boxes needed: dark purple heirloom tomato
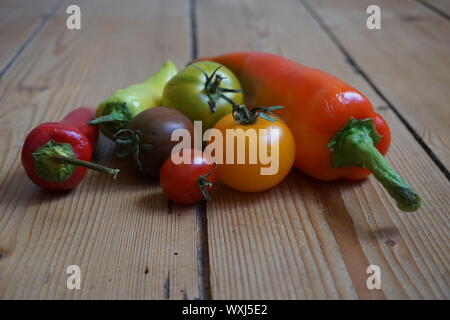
[114,107,194,178]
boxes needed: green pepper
[88,60,177,139]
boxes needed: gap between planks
[189,0,212,300]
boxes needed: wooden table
[0,0,448,300]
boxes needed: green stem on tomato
[220,94,283,125]
[197,163,217,201]
[113,129,143,171]
[192,64,242,113]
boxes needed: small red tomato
[160,149,217,205]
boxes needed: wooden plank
[196,0,450,299]
[0,0,199,299]
[420,0,450,16]
[0,0,60,75]
[305,0,450,169]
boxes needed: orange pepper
[196,52,420,212]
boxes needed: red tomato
[160,149,218,205]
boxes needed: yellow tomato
[210,113,295,192]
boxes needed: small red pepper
[21,107,119,191]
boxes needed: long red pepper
[21,107,118,191]
[196,52,421,212]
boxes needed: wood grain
[0,0,200,299]
[305,0,450,169]
[196,0,450,299]
[0,0,61,75]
